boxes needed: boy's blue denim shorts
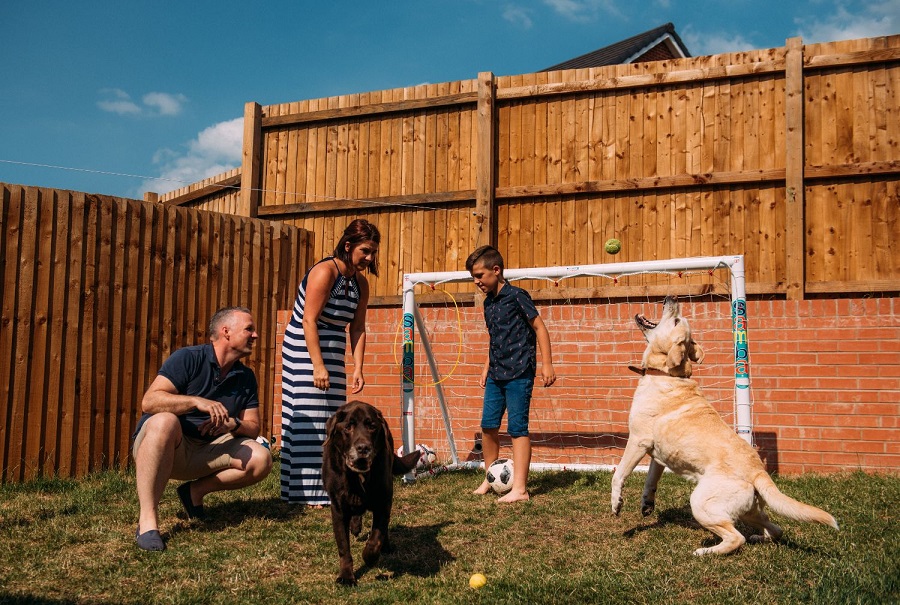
[482,376,534,438]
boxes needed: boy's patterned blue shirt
[483,283,539,381]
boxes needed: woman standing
[280,219,380,505]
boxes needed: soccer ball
[486,458,514,494]
[396,443,436,470]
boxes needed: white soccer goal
[399,255,752,478]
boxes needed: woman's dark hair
[333,219,381,276]
[465,245,505,276]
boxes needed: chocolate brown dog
[322,400,421,585]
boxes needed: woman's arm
[347,274,370,394]
[302,262,337,391]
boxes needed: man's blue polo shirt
[483,283,539,381]
[133,343,259,442]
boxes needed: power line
[0,158,470,213]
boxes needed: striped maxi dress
[280,258,360,504]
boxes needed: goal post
[400,255,752,478]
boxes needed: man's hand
[195,398,230,425]
[198,415,240,437]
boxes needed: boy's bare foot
[497,489,530,503]
[473,480,492,495]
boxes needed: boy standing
[465,245,556,503]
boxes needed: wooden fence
[0,183,310,482]
[159,34,899,302]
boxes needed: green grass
[0,463,897,604]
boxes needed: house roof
[541,22,691,71]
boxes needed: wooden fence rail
[159,34,899,303]
[0,183,310,482]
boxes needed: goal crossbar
[400,255,752,477]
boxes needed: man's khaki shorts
[133,422,254,481]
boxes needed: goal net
[398,255,751,477]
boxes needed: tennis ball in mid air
[469,573,487,589]
[605,238,622,254]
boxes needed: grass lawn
[0,462,897,604]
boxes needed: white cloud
[142,92,188,116]
[97,88,141,115]
[795,0,899,43]
[97,89,188,117]
[503,5,533,28]
[542,0,624,22]
[139,117,243,196]
[681,28,757,56]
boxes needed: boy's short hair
[466,245,505,275]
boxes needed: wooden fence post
[241,102,263,218]
[476,72,496,248]
[784,37,805,300]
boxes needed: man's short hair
[465,245,505,275]
[209,306,251,340]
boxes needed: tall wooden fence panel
[159,34,899,301]
[0,183,310,482]
[258,83,484,299]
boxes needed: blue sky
[1,0,897,200]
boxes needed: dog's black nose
[355,444,371,457]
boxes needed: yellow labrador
[611,296,837,555]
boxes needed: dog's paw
[335,573,357,586]
[640,499,655,516]
[612,497,624,516]
[362,539,383,567]
[692,547,714,556]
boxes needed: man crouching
[132,306,273,551]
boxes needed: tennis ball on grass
[469,573,487,589]
[605,238,622,254]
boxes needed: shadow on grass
[623,504,698,539]
[353,522,455,582]
[624,506,835,556]
[162,496,311,540]
[0,592,83,604]
[528,469,606,495]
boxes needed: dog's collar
[628,365,670,377]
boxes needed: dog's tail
[753,474,839,529]
[392,450,421,476]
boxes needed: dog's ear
[666,338,687,370]
[688,339,705,364]
[324,408,346,447]
[393,448,421,476]
[372,406,389,450]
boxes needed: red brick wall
[633,42,678,63]
[274,297,899,475]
